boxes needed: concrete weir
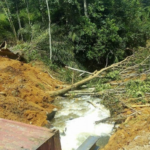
[77,136,100,150]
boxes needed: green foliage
[95,82,111,92]
[56,67,82,83]
[18,23,42,41]
[101,94,122,115]
[11,42,39,62]
[106,70,120,80]
[0,13,13,41]
[1,0,150,70]
[58,68,73,83]
[126,80,150,98]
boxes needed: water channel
[51,89,114,150]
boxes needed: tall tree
[24,0,31,25]
[45,0,52,60]
[83,0,88,17]
[16,2,23,40]
[0,0,18,42]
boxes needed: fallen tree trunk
[132,104,150,108]
[65,66,103,77]
[87,101,99,108]
[95,117,127,125]
[48,55,133,96]
[64,93,95,96]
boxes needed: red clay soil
[0,56,63,126]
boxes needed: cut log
[48,55,133,96]
[65,66,103,77]
[95,117,126,124]
[132,104,150,108]
[68,88,95,93]
[64,93,96,96]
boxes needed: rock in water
[46,108,58,121]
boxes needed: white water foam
[52,95,114,150]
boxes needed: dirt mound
[0,56,63,126]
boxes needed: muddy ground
[0,56,63,126]
[101,107,150,150]
[1,54,150,150]
[100,51,150,150]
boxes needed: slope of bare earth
[1,46,150,150]
[0,56,63,126]
[100,46,150,150]
[101,107,150,150]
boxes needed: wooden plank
[0,118,61,150]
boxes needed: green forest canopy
[1,0,150,70]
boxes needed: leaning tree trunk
[38,0,44,23]
[2,0,18,42]
[16,4,23,41]
[45,0,52,60]
[25,0,31,26]
[48,55,133,96]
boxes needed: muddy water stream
[51,89,114,150]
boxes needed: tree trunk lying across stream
[48,55,133,96]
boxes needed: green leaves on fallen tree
[126,80,150,98]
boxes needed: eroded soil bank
[0,56,63,126]
[1,47,150,150]
[101,107,150,150]
[99,47,150,150]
